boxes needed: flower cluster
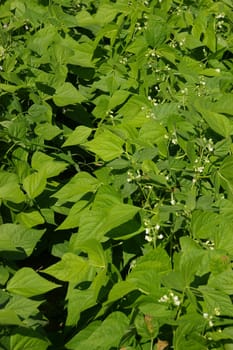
[203,240,215,250]
[144,219,163,243]
[158,291,181,306]
[203,308,220,327]
[203,312,214,327]
[127,170,142,183]
[216,13,225,30]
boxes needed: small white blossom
[203,312,214,327]
[159,291,181,306]
[216,13,225,19]
[173,295,181,306]
[158,234,164,239]
[159,294,169,303]
[145,234,153,242]
[195,166,204,173]
[130,259,136,269]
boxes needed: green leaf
[75,10,98,32]
[0,265,9,285]
[84,129,124,161]
[145,20,167,48]
[71,239,106,268]
[5,295,42,319]
[16,211,45,228]
[174,313,207,350]
[202,110,232,138]
[127,248,171,295]
[66,40,94,67]
[34,123,62,140]
[28,104,52,123]
[0,309,23,326]
[7,267,60,297]
[42,253,92,283]
[214,223,233,256]
[0,224,45,258]
[194,100,232,138]
[108,90,130,110]
[10,329,50,350]
[66,312,129,350]
[199,286,233,317]
[53,171,100,204]
[23,171,47,199]
[28,24,58,56]
[0,83,22,92]
[191,210,219,239]
[208,271,233,295]
[94,4,119,25]
[179,237,206,284]
[0,171,25,203]
[106,281,138,304]
[62,125,92,147]
[72,203,140,242]
[57,200,89,230]
[219,156,233,182]
[66,288,96,326]
[31,151,68,178]
[53,82,85,106]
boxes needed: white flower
[159,295,169,303]
[172,295,180,306]
[145,234,153,242]
[196,166,204,173]
[216,13,225,19]
[130,259,136,269]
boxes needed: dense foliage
[0,0,233,349]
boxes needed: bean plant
[0,0,233,349]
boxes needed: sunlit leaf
[53,82,85,106]
[7,268,60,297]
[66,312,129,350]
